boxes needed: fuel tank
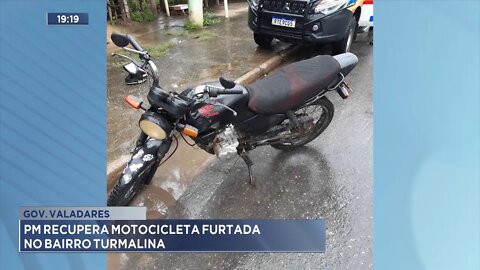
[181,81,286,139]
[181,81,253,133]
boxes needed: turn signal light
[182,125,198,138]
[125,95,142,109]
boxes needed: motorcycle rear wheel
[271,97,334,150]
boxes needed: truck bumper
[248,6,353,44]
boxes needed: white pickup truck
[358,0,373,28]
[358,0,373,44]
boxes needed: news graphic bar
[46,12,89,25]
[19,219,326,252]
[19,207,146,220]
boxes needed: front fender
[119,139,172,187]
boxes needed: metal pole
[188,0,203,25]
[122,0,130,19]
[164,0,170,16]
[223,0,229,18]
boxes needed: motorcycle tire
[271,97,334,150]
[107,139,171,206]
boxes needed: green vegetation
[184,21,203,30]
[184,11,222,30]
[109,40,176,68]
[128,0,156,22]
[167,0,187,4]
[146,40,176,57]
[166,30,189,36]
[203,12,222,26]
[167,28,217,41]
[131,9,155,22]
[110,60,131,68]
[192,30,217,40]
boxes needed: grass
[166,30,189,36]
[203,12,222,26]
[110,60,130,68]
[109,40,176,67]
[130,9,155,22]
[145,40,176,57]
[184,21,203,30]
[183,11,223,30]
[167,28,217,41]
[192,30,217,40]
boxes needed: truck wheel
[332,17,357,55]
[254,33,273,48]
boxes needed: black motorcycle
[107,32,358,206]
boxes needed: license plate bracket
[271,17,296,28]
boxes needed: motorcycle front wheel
[271,97,334,150]
[107,139,171,206]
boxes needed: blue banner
[19,220,326,252]
[0,1,106,269]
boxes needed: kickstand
[240,152,255,186]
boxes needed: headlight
[139,111,172,140]
[314,0,348,15]
[249,0,260,9]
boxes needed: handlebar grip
[127,34,143,52]
[220,90,244,95]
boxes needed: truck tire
[332,16,357,55]
[254,33,273,48]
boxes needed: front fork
[135,131,149,148]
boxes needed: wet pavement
[107,10,372,270]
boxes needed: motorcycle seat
[245,55,341,114]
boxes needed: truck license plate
[271,17,296,28]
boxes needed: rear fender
[333,52,358,77]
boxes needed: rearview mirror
[111,32,130,48]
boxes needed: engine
[212,125,239,160]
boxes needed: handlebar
[207,88,244,97]
[219,90,244,95]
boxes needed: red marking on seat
[283,66,310,110]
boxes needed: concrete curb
[107,45,299,187]
[235,45,300,84]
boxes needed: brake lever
[112,52,136,63]
[122,47,148,55]
[212,102,238,116]
[111,53,145,69]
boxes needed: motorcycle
[107,32,358,206]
